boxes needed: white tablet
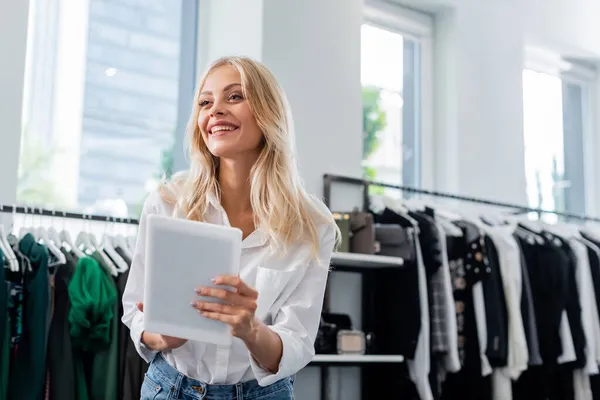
[143,214,243,346]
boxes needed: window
[522,52,595,220]
[360,3,432,194]
[18,0,198,218]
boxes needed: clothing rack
[323,173,600,223]
[0,204,140,225]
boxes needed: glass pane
[360,24,421,196]
[561,81,586,215]
[19,0,192,218]
[522,69,564,222]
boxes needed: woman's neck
[218,156,256,215]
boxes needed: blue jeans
[141,354,294,399]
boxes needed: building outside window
[18,0,197,218]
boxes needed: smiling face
[197,65,264,160]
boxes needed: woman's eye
[199,100,210,107]
[229,93,243,101]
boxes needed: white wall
[0,0,28,207]
[197,0,363,201]
[433,0,529,204]
[414,0,600,209]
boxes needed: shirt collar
[205,191,269,249]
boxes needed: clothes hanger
[112,217,133,259]
[47,210,63,248]
[101,217,128,273]
[18,206,33,239]
[0,206,19,272]
[37,211,66,266]
[0,225,18,272]
[75,214,96,254]
[57,211,83,258]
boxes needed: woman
[121,56,339,400]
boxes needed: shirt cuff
[248,325,311,387]
[130,311,158,363]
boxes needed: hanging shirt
[7,233,50,400]
[121,190,336,387]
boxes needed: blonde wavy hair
[159,56,339,260]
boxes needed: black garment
[513,364,575,400]
[0,249,7,400]
[362,211,421,400]
[408,211,444,278]
[441,222,492,400]
[7,234,50,400]
[555,236,586,369]
[515,238,542,366]
[371,208,421,358]
[113,247,149,400]
[481,236,508,367]
[408,211,447,398]
[47,248,77,400]
[514,230,569,363]
[513,230,578,400]
[578,233,600,327]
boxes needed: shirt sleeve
[121,191,160,363]
[249,223,335,386]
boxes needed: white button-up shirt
[121,190,335,386]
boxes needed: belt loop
[235,382,243,399]
[172,372,184,399]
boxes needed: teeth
[211,125,236,133]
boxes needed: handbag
[332,212,351,253]
[349,209,375,254]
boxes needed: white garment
[408,231,433,400]
[121,190,336,386]
[436,222,460,373]
[486,227,529,400]
[557,311,577,364]
[486,227,529,379]
[574,369,593,400]
[576,237,600,366]
[473,282,492,377]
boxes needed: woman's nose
[210,101,227,116]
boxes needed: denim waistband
[147,353,293,399]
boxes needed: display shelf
[310,354,404,364]
[330,252,404,271]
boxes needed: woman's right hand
[137,302,188,351]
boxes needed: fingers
[211,275,258,298]
[194,286,257,310]
[191,300,239,315]
[200,311,241,325]
[137,302,144,312]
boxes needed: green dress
[68,255,117,400]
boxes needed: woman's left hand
[192,275,259,341]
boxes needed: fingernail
[211,277,216,283]
[190,301,197,307]
[195,288,202,294]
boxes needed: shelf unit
[313,251,406,400]
[330,252,404,270]
[310,354,405,365]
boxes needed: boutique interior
[3,0,600,399]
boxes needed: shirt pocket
[254,266,303,323]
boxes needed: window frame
[362,0,435,189]
[523,46,598,216]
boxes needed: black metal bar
[323,173,600,222]
[0,204,139,225]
